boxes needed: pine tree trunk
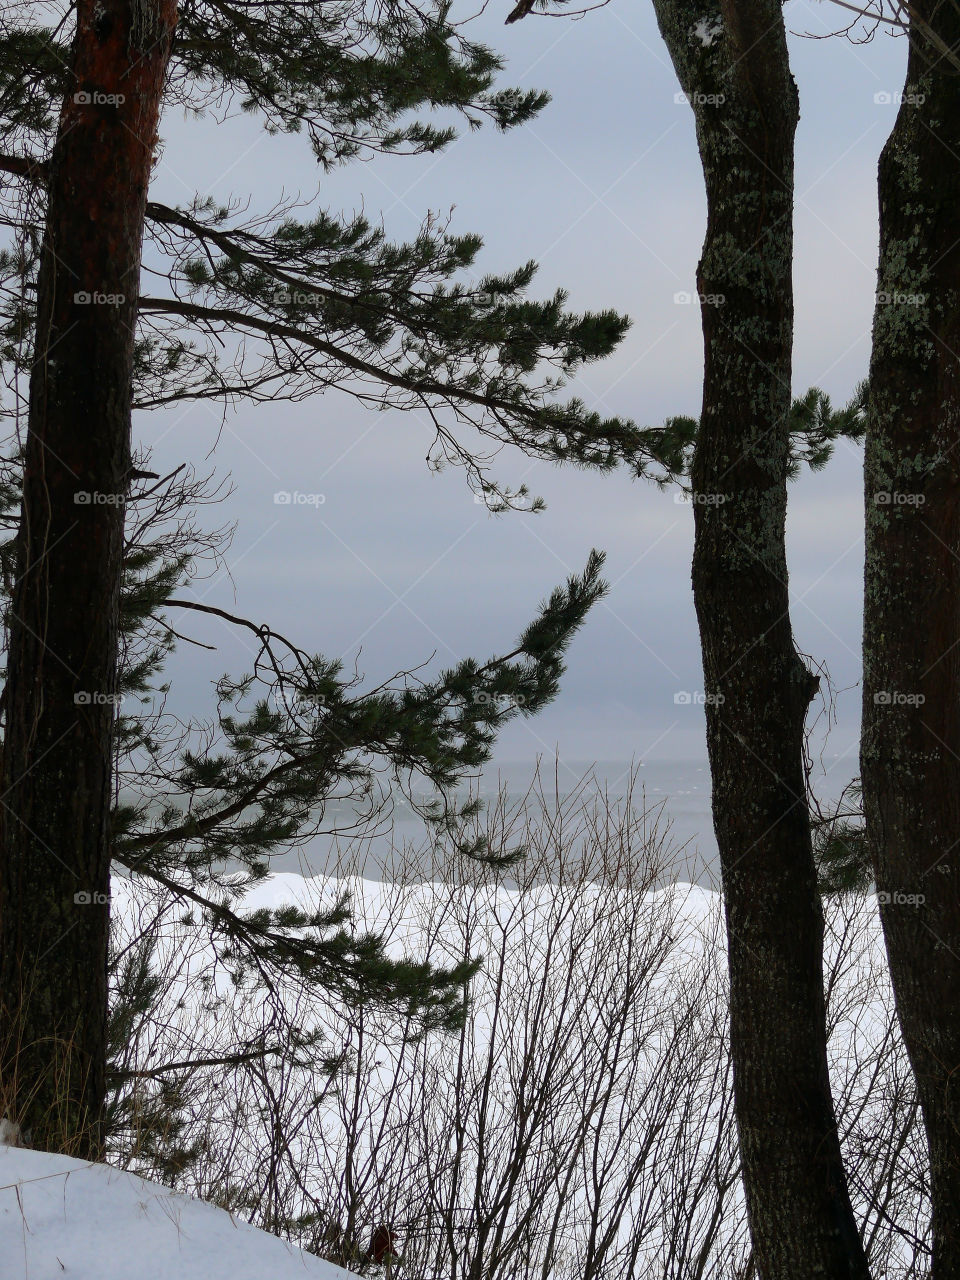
[0,0,176,1156]
[861,9,960,1275]
[651,3,869,1276]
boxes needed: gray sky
[141,0,908,785]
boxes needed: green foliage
[812,780,873,896]
[0,0,635,1161]
[89,455,604,1081]
[0,441,610,1176]
[0,0,675,507]
[815,821,872,895]
[0,0,871,1190]
[786,382,868,480]
[113,529,607,888]
[171,0,549,167]
[136,197,655,505]
[104,932,205,1183]
[0,26,66,147]
[649,383,868,490]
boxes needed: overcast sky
[140,0,909,788]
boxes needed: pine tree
[0,0,678,1156]
[0,430,610,1162]
[859,8,960,1273]
[51,450,608,1174]
[0,0,875,1163]
[647,3,871,1276]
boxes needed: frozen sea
[259,757,858,890]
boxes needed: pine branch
[136,294,646,470]
[108,1043,287,1080]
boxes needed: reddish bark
[0,0,177,1156]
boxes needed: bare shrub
[106,762,928,1278]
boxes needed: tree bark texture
[0,0,177,1156]
[651,3,870,1276]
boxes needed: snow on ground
[0,873,889,1278]
[0,1146,361,1280]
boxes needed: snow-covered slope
[0,1146,360,1280]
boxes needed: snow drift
[0,1145,360,1280]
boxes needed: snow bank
[0,1146,360,1280]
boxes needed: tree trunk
[651,3,870,1277]
[0,0,176,1156]
[861,8,960,1276]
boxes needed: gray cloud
[143,0,906,789]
